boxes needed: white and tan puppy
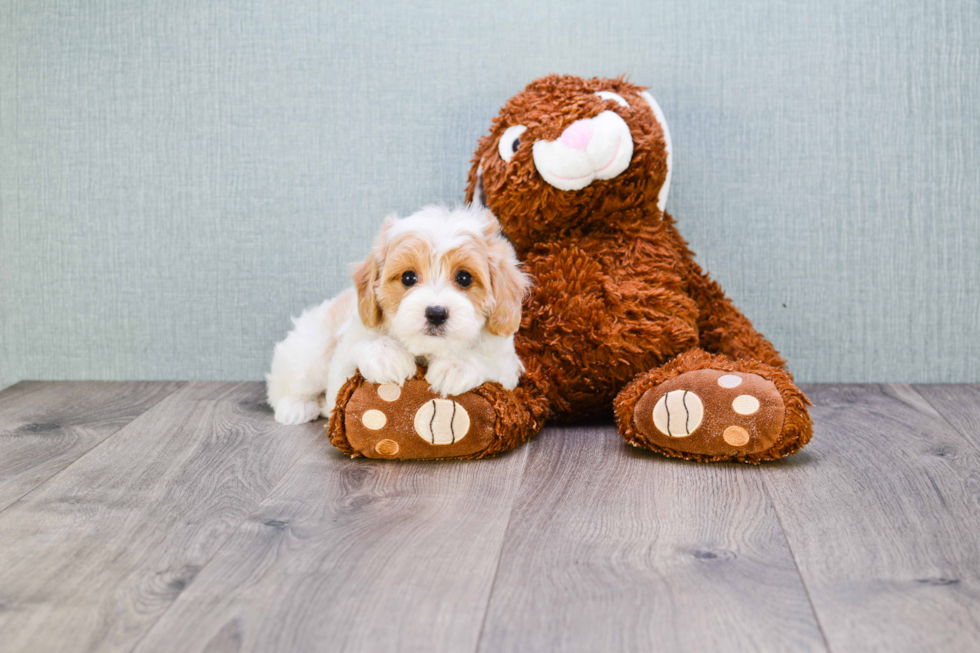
[267,205,530,425]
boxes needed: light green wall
[2,0,979,388]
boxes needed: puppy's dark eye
[401,271,417,287]
[455,270,472,288]
[512,138,520,153]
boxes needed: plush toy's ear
[483,212,530,337]
[639,90,673,213]
[465,160,487,207]
[473,163,487,207]
[351,217,396,329]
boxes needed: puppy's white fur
[267,205,529,425]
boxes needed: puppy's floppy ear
[483,210,530,337]
[352,216,396,329]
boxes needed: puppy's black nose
[425,306,449,326]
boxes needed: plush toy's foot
[614,349,812,463]
[327,369,545,460]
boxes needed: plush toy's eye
[401,271,418,287]
[498,125,527,162]
[595,91,630,108]
[455,270,472,288]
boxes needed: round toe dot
[375,439,399,456]
[377,383,401,402]
[652,390,704,437]
[718,374,742,388]
[361,409,387,430]
[723,425,750,446]
[413,399,470,445]
[732,395,760,415]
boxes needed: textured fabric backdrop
[1,0,978,389]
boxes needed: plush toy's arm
[685,257,787,370]
[656,215,786,369]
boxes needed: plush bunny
[329,74,812,463]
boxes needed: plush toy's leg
[327,367,549,460]
[613,349,812,463]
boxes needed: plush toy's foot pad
[632,369,785,457]
[339,378,499,459]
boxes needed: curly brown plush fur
[326,372,363,456]
[458,74,813,462]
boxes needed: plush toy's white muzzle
[531,110,634,192]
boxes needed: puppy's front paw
[358,338,416,386]
[498,367,521,391]
[426,358,484,397]
[274,396,322,425]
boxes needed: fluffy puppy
[267,205,530,425]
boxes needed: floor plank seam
[907,385,980,452]
[472,443,532,653]
[760,476,834,653]
[124,424,324,653]
[0,382,187,518]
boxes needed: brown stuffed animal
[329,74,812,463]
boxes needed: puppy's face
[352,206,528,356]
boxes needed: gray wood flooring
[0,381,977,653]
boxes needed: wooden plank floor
[0,382,978,653]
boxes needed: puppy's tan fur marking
[442,241,492,314]
[485,226,528,337]
[376,234,431,326]
[352,217,396,330]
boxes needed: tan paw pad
[414,399,470,445]
[377,383,401,402]
[717,374,743,388]
[732,394,760,415]
[652,390,704,437]
[375,439,400,456]
[361,409,387,430]
[723,425,750,446]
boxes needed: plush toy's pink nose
[559,119,595,151]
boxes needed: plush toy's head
[465,75,672,251]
